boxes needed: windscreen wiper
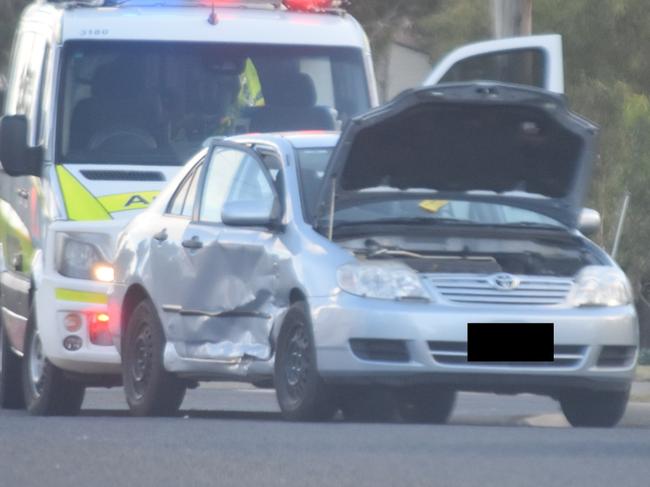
[333,217,470,229]
[362,238,422,259]
[490,222,566,231]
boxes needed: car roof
[230,131,340,149]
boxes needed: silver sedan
[109,83,638,426]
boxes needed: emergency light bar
[282,0,344,11]
[42,0,347,12]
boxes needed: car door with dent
[149,161,204,322]
[173,145,281,363]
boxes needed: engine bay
[339,232,605,277]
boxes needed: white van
[0,0,565,417]
[0,0,379,415]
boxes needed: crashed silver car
[109,83,638,426]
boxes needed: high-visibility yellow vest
[239,58,265,107]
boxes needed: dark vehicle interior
[58,41,369,165]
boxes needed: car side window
[168,162,203,217]
[199,147,274,223]
[227,159,274,202]
[181,164,202,218]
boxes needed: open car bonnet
[318,83,598,229]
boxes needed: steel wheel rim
[29,330,46,397]
[130,320,153,399]
[284,323,310,401]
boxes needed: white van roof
[23,1,368,48]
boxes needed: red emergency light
[194,0,344,12]
[282,0,339,12]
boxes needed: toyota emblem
[490,273,520,291]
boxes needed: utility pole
[492,0,533,38]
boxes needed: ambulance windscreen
[57,41,369,165]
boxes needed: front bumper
[34,221,124,375]
[36,274,121,374]
[309,293,639,393]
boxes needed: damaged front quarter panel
[111,136,363,379]
[142,212,350,376]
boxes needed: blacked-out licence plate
[467,323,554,362]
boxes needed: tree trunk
[492,0,532,38]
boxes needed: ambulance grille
[80,170,166,181]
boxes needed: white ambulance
[0,0,379,415]
[0,0,564,416]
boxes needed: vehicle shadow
[79,409,283,421]
[76,408,540,428]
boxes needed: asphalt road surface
[1,385,649,487]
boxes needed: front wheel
[22,309,85,416]
[0,321,25,409]
[274,302,336,421]
[560,387,630,428]
[339,387,399,422]
[396,386,457,424]
[122,299,186,416]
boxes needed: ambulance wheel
[22,308,85,416]
[0,318,25,409]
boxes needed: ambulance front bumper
[34,220,125,375]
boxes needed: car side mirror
[578,208,601,237]
[0,115,43,177]
[221,198,281,228]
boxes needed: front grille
[597,346,637,367]
[428,341,586,368]
[350,339,410,363]
[425,274,573,306]
[80,170,166,181]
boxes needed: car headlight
[568,266,632,307]
[337,262,430,301]
[56,232,113,281]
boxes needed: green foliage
[347,0,443,53]
[412,0,491,60]
[534,0,650,288]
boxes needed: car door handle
[153,229,168,242]
[182,236,203,250]
[16,188,29,200]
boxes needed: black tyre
[339,387,399,422]
[560,387,630,428]
[22,309,85,416]
[0,320,25,409]
[274,302,336,421]
[396,386,457,424]
[123,299,186,416]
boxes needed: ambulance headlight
[56,233,112,281]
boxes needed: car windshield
[57,41,369,165]
[296,147,564,228]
